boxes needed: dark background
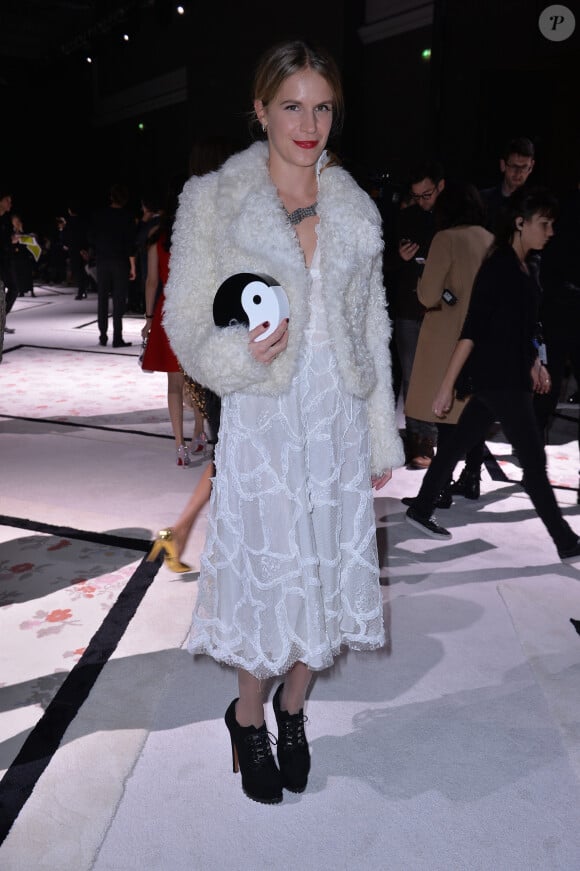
[1,0,578,236]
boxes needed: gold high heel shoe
[146,528,191,573]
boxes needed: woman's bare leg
[236,661,312,726]
[170,461,214,556]
[280,662,311,713]
[236,669,265,728]
[182,381,205,444]
[192,403,205,441]
[167,371,185,449]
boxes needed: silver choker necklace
[285,202,318,225]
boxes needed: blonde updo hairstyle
[251,39,344,150]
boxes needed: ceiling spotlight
[177,5,185,14]
[421,48,431,61]
[86,56,93,64]
[123,33,130,42]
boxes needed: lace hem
[187,632,386,680]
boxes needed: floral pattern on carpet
[0,346,198,435]
[486,438,579,492]
[0,529,143,775]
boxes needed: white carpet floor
[1,286,580,871]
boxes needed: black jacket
[460,246,540,392]
[479,184,508,235]
[88,206,136,261]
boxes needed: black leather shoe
[406,506,451,539]
[450,467,480,500]
[112,339,132,348]
[224,699,283,804]
[99,337,107,346]
[273,684,310,793]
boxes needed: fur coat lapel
[216,142,381,269]
[216,142,306,274]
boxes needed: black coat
[460,246,540,393]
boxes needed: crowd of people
[1,37,579,807]
[0,200,99,330]
[381,136,580,519]
[0,187,158,335]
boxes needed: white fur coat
[163,142,404,475]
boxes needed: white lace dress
[188,244,385,678]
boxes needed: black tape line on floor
[0,342,138,356]
[0,414,175,440]
[0,515,153,551]
[0,552,163,843]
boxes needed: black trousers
[436,422,485,480]
[97,259,129,343]
[69,250,90,296]
[12,257,34,296]
[414,389,577,552]
[1,262,18,313]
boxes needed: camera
[442,288,457,306]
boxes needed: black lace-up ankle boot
[224,699,283,804]
[273,684,311,793]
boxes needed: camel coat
[405,225,493,424]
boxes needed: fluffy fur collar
[163,141,404,473]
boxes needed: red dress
[141,239,180,372]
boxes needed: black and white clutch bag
[213,273,289,342]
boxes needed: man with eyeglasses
[385,160,445,469]
[480,136,535,233]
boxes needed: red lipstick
[293,140,318,149]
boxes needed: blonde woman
[164,40,404,803]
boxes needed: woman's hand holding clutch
[249,318,289,365]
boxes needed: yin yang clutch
[213,273,289,342]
